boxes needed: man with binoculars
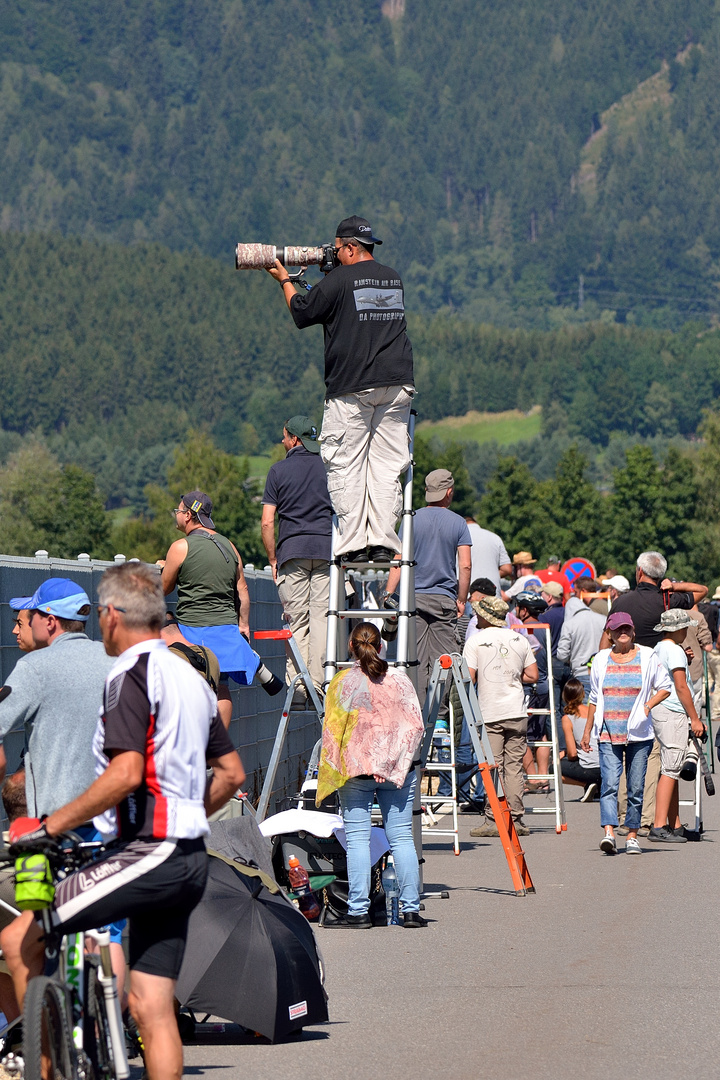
[268,216,414,563]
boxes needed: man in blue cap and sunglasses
[0,577,113,819]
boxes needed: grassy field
[244,454,274,479]
[416,406,542,445]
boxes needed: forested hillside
[1,230,719,525]
[1,0,718,327]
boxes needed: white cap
[601,574,630,593]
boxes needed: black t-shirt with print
[289,260,414,398]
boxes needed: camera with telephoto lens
[234,242,339,280]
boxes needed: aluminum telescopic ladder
[254,628,324,822]
[421,654,535,895]
[323,410,418,687]
[522,620,567,834]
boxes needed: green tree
[686,409,720,584]
[412,434,476,516]
[0,441,111,558]
[113,430,264,564]
[540,445,603,563]
[599,445,698,578]
[477,457,542,556]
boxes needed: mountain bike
[3,834,131,1080]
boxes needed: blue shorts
[75,826,126,945]
[178,623,260,685]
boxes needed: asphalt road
[180,779,720,1079]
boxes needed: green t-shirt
[176,529,239,627]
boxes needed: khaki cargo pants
[320,385,413,556]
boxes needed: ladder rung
[523,807,558,813]
[527,709,551,715]
[329,609,415,618]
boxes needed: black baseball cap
[285,415,321,454]
[335,216,383,246]
[181,491,215,529]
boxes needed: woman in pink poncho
[317,622,426,929]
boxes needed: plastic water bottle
[382,855,400,925]
[287,855,320,920]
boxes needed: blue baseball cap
[9,577,92,621]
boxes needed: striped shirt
[599,654,643,745]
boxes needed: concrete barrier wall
[0,554,319,816]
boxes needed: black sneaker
[368,546,397,563]
[340,549,369,565]
[323,912,372,929]
[649,826,688,843]
[402,912,428,928]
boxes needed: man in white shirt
[463,596,538,838]
[463,517,512,597]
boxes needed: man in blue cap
[0,577,113,822]
[268,216,415,563]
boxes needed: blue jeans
[339,771,420,915]
[598,740,653,829]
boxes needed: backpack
[167,642,219,694]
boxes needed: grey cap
[425,468,454,503]
[652,609,698,633]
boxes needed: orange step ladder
[421,654,535,895]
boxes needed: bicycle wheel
[23,975,76,1080]
[84,956,124,1080]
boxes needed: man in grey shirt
[463,516,512,597]
[0,577,113,817]
[556,590,606,697]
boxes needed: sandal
[524,781,550,794]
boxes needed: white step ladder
[522,619,567,834]
[255,628,324,822]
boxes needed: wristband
[280,278,293,287]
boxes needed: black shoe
[402,912,428,928]
[648,826,688,843]
[368,546,397,563]
[323,912,372,929]
[340,548,369,564]
[459,800,486,814]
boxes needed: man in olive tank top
[158,490,258,727]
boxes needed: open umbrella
[175,851,328,1042]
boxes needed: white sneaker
[625,836,642,855]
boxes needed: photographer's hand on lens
[266,259,290,284]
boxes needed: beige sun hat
[471,596,509,628]
[652,609,698,633]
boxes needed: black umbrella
[175,852,328,1042]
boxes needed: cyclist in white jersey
[1,563,246,1080]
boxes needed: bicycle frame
[27,844,130,1080]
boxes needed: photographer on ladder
[267,216,414,562]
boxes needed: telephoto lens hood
[254,661,284,696]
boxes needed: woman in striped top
[581,611,671,856]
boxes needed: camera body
[235,242,339,275]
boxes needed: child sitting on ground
[559,678,601,802]
[650,609,706,843]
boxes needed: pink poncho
[316,663,425,805]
